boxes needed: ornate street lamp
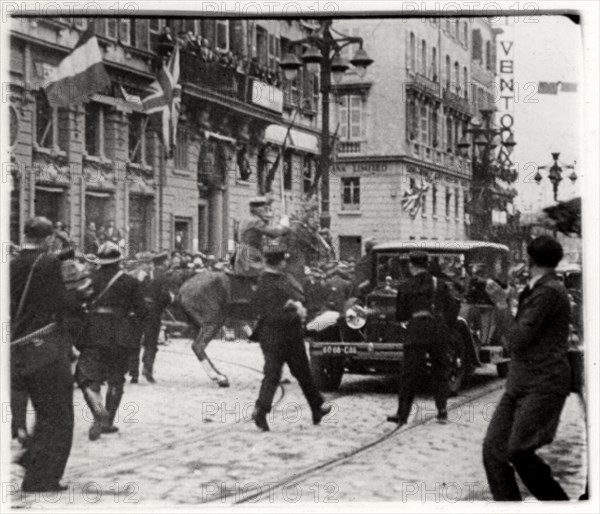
[535,152,577,201]
[280,19,374,229]
[458,109,518,240]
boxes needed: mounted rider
[234,196,290,278]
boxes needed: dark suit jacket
[139,268,172,316]
[86,265,147,348]
[396,270,453,323]
[498,273,571,396]
[251,269,305,345]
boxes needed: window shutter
[135,19,149,51]
[472,29,482,62]
[119,20,130,45]
[230,20,245,56]
[339,96,348,140]
[96,19,106,37]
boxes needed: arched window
[431,46,437,81]
[463,21,469,47]
[463,66,468,98]
[454,61,460,94]
[421,40,427,75]
[409,32,416,71]
[445,55,451,89]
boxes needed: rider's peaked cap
[249,196,273,207]
[263,242,288,255]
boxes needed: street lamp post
[457,108,517,240]
[280,20,374,229]
[534,152,577,202]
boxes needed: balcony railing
[443,88,472,115]
[180,54,246,100]
[407,72,441,98]
[338,140,362,155]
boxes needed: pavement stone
[4,338,587,508]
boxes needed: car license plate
[322,345,358,355]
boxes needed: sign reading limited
[332,162,389,174]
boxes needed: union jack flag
[401,179,430,217]
[142,46,181,156]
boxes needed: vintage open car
[307,240,511,393]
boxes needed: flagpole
[159,146,166,251]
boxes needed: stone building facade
[8,17,321,257]
[328,18,497,260]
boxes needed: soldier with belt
[129,252,173,384]
[234,196,289,277]
[387,251,454,425]
[76,242,147,441]
[250,245,331,431]
[10,217,81,492]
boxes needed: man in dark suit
[251,246,331,431]
[10,217,77,492]
[387,251,454,425]
[483,236,572,501]
[129,252,173,384]
[76,242,147,440]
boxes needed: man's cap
[152,251,169,264]
[364,238,377,250]
[135,251,154,263]
[24,217,54,240]
[96,242,123,266]
[408,251,429,267]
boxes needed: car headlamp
[345,306,367,330]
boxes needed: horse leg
[191,321,230,388]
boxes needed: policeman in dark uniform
[387,251,453,425]
[76,242,147,441]
[129,252,172,384]
[10,217,78,492]
[251,245,331,431]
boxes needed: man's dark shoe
[313,404,332,425]
[386,414,407,425]
[102,425,119,434]
[22,482,69,493]
[89,420,103,441]
[130,376,138,384]
[142,368,156,384]
[252,408,270,432]
[436,409,448,424]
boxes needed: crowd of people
[9,211,580,502]
[158,26,283,88]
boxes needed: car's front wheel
[446,331,467,395]
[310,355,344,392]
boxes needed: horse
[175,220,330,387]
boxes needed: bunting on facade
[44,22,111,108]
[141,45,182,156]
[400,178,430,217]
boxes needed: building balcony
[407,72,441,98]
[338,140,363,155]
[443,87,472,115]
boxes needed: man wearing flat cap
[387,251,454,426]
[483,235,572,501]
[234,196,290,278]
[76,242,147,441]
[10,217,79,492]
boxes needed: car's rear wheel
[447,331,467,396]
[496,361,510,378]
[310,355,344,392]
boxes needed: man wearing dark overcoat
[251,246,331,431]
[10,217,77,492]
[483,235,572,501]
[387,251,454,425]
[76,242,147,440]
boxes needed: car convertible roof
[372,240,510,253]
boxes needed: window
[420,104,428,145]
[409,32,416,71]
[445,187,451,217]
[463,21,469,47]
[454,119,461,153]
[283,151,293,190]
[454,61,460,94]
[445,55,451,89]
[119,19,131,45]
[35,90,53,148]
[149,18,165,52]
[472,29,483,62]
[430,107,439,147]
[455,187,459,218]
[106,19,118,40]
[341,177,360,211]
[406,97,418,141]
[256,26,268,66]
[463,66,468,98]
[421,40,427,75]
[85,102,103,157]
[338,95,365,141]
[485,41,492,70]
[303,155,314,194]
[340,27,360,60]
[128,113,147,164]
[431,46,437,81]
[454,19,459,40]
[432,183,437,216]
[446,114,453,153]
[174,125,189,170]
[216,20,229,52]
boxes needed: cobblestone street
[6,338,587,508]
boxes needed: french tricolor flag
[44,22,111,108]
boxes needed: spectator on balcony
[200,39,215,62]
[158,26,174,59]
[192,33,203,55]
[182,31,197,55]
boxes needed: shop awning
[264,124,320,154]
